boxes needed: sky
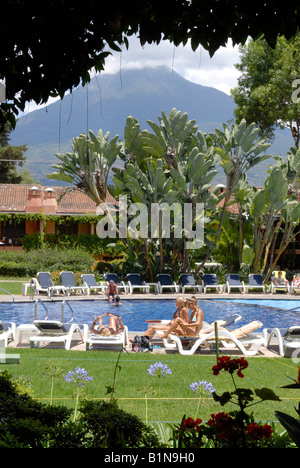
[103,36,242,95]
[24,36,242,113]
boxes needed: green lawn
[0,280,26,296]
[2,348,299,426]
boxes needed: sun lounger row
[29,271,297,297]
[5,316,299,357]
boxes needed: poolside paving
[3,290,295,356]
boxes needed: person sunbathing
[139,296,189,340]
[272,271,289,286]
[90,312,124,336]
[161,295,204,339]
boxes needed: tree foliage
[232,34,300,146]
[1,1,300,128]
[0,122,27,183]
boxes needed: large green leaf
[275,411,300,448]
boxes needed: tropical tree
[0,121,27,183]
[48,130,122,223]
[113,158,180,279]
[114,109,220,275]
[229,156,300,280]
[231,34,300,147]
[195,119,271,273]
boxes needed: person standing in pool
[161,296,204,338]
[106,279,119,301]
[140,296,189,340]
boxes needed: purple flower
[65,367,93,387]
[190,380,215,394]
[148,362,172,377]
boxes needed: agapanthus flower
[147,361,172,377]
[65,367,93,387]
[190,380,215,394]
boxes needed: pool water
[1,298,300,332]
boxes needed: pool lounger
[29,320,88,350]
[162,320,264,356]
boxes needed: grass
[0,279,28,296]
[2,348,300,426]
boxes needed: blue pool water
[1,298,300,332]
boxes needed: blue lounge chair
[246,274,265,293]
[203,274,223,293]
[126,274,150,294]
[35,272,68,297]
[157,274,180,294]
[179,274,202,293]
[29,320,88,350]
[81,274,105,295]
[225,274,246,293]
[104,273,128,293]
[60,271,89,295]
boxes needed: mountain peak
[11,66,235,183]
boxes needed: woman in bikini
[161,296,204,339]
[139,296,189,340]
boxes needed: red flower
[181,417,202,431]
[207,412,241,441]
[246,423,273,440]
[212,356,248,378]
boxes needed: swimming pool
[1,298,300,332]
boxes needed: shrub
[0,248,95,277]
[0,370,72,448]
[79,400,162,448]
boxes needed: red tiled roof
[0,184,116,215]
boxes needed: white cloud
[24,36,241,113]
[102,36,241,95]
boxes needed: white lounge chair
[29,320,88,350]
[226,274,246,293]
[0,321,16,346]
[203,274,223,293]
[81,274,105,294]
[60,271,89,295]
[263,326,300,356]
[163,320,264,356]
[270,271,290,294]
[179,274,202,293]
[85,326,129,350]
[104,273,128,294]
[33,272,69,298]
[157,274,180,294]
[126,274,150,294]
[246,274,265,293]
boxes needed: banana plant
[48,130,122,231]
[48,129,121,206]
[196,119,271,270]
[143,108,199,168]
[113,158,180,277]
